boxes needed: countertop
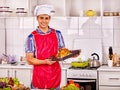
[97,65,120,71]
[0,62,69,70]
[0,63,33,69]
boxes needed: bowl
[16,11,27,17]
[16,8,25,12]
[85,10,95,16]
[0,10,12,17]
[0,6,10,11]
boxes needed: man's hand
[45,58,56,65]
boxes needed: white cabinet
[99,70,120,90]
[0,68,11,77]
[99,86,120,90]
[12,68,32,87]
[60,69,67,87]
[0,67,32,87]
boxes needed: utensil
[109,46,113,60]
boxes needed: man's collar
[36,26,52,34]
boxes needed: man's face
[37,14,51,29]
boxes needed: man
[25,4,65,90]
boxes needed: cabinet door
[12,68,32,87]
[60,69,67,87]
[99,86,120,90]
[0,68,12,77]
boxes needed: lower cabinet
[0,68,11,77]
[60,69,67,87]
[12,68,32,87]
[0,66,67,88]
[0,67,32,87]
[99,71,120,90]
[99,86,120,90]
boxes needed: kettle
[89,53,100,68]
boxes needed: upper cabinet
[0,0,120,17]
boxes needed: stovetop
[68,66,99,70]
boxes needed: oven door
[67,78,96,90]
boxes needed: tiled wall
[0,17,120,64]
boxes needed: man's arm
[26,53,56,65]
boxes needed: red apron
[32,29,61,89]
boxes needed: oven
[67,68,98,90]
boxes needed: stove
[67,67,98,90]
[67,68,97,79]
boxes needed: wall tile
[113,17,120,29]
[73,38,103,64]
[6,18,19,29]
[102,29,113,46]
[0,18,5,29]
[102,17,113,29]
[23,17,34,29]
[0,30,5,54]
[114,30,120,47]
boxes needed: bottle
[109,46,113,60]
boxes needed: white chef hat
[34,4,55,16]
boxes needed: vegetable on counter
[0,77,30,90]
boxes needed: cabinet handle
[7,70,9,77]
[14,70,16,78]
[109,78,120,80]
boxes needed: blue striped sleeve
[25,34,35,53]
[56,30,65,49]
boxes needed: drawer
[99,71,120,86]
[99,86,120,90]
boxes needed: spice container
[103,11,109,16]
[16,8,25,12]
[118,12,120,16]
[16,7,27,17]
[113,12,118,16]
[109,12,113,16]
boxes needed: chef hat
[34,4,55,16]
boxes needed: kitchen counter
[0,62,70,70]
[0,63,33,69]
[98,65,120,71]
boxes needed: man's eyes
[40,17,49,20]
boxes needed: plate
[51,50,81,61]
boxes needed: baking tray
[51,49,81,61]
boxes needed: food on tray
[50,48,81,61]
[60,80,80,90]
[57,48,71,58]
[0,77,30,90]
